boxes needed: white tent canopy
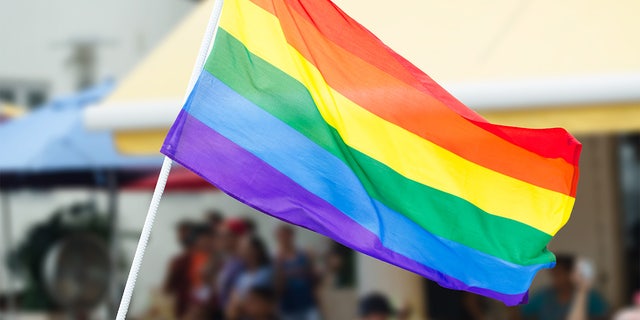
[86,73,640,130]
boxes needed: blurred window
[27,90,46,108]
[0,89,15,103]
[0,79,48,108]
[328,241,356,288]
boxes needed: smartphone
[577,258,595,281]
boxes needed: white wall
[0,0,195,98]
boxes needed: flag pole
[115,1,224,319]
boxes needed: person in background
[358,292,411,320]
[206,210,224,234]
[520,254,608,320]
[204,211,226,319]
[216,218,249,312]
[189,225,214,292]
[227,236,274,319]
[243,217,258,236]
[273,224,320,320]
[164,220,195,319]
[184,224,215,319]
[241,286,281,320]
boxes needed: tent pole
[106,170,120,319]
[115,1,224,318]
[1,192,16,320]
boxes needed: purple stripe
[161,111,528,305]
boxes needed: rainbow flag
[162,0,581,305]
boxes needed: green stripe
[205,28,554,266]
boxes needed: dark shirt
[278,252,316,313]
[217,256,244,308]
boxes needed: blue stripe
[183,70,552,294]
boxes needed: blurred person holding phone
[520,254,608,320]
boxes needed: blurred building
[0,0,197,109]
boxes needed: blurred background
[0,0,639,319]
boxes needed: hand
[572,267,593,293]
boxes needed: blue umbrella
[0,80,161,174]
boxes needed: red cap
[224,218,248,236]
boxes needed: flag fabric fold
[162,0,581,305]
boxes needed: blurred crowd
[157,211,314,320]
[138,210,640,320]
[145,211,411,320]
[430,254,640,320]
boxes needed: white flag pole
[115,1,224,319]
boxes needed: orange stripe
[252,0,581,168]
[248,0,577,196]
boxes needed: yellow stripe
[218,0,574,235]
